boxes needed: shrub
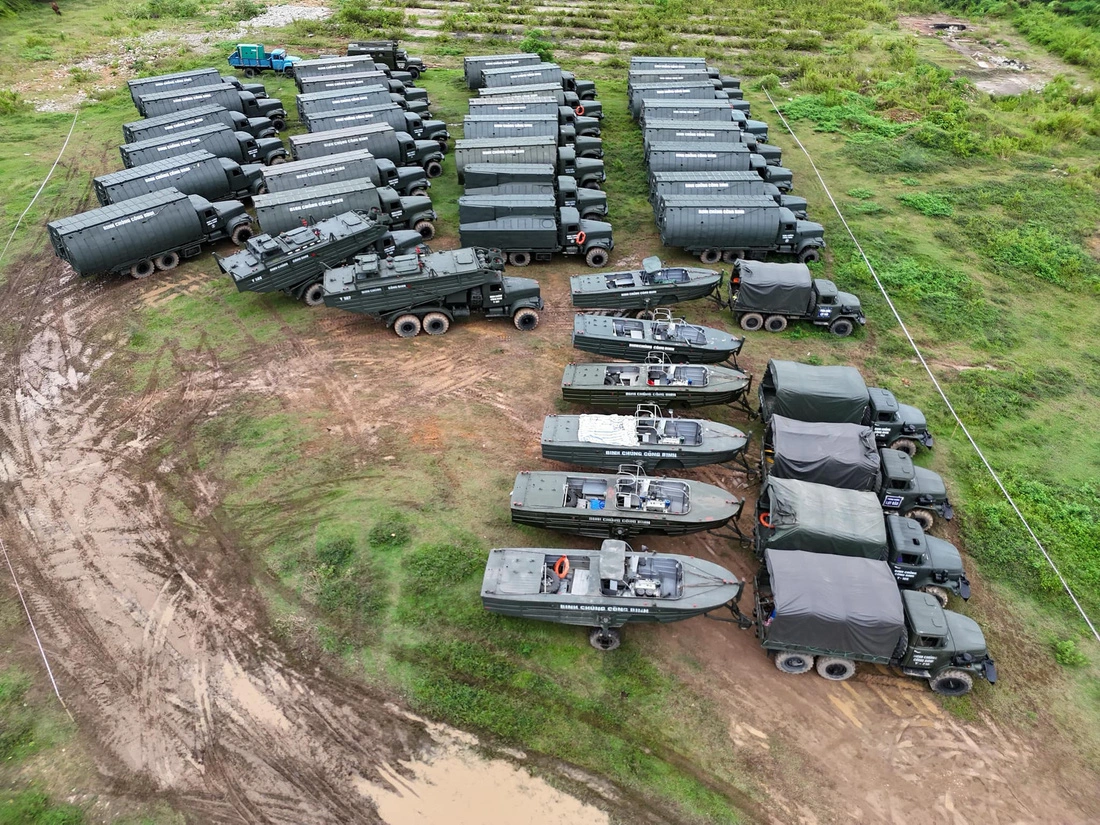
[847,187,875,199]
[315,528,357,572]
[222,0,262,21]
[0,90,28,116]
[335,0,405,33]
[1053,639,1089,667]
[520,29,554,62]
[368,512,411,551]
[897,192,954,217]
[127,0,200,18]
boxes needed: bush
[127,0,200,18]
[1053,639,1089,667]
[222,0,262,21]
[897,192,954,217]
[315,528,357,572]
[847,187,875,199]
[520,29,554,63]
[335,0,405,33]
[368,512,411,551]
[0,90,28,116]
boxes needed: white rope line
[1,537,75,721]
[762,87,1100,643]
[0,109,80,270]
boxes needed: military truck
[464,53,541,88]
[227,44,300,77]
[628,83,731,119]
[123,104,275,144]
[293,55,394,90]
[261,149,429,198]
[302,102,448,148]
[468,96,601,135]
[94,151,264,206]
[646,143,793,191]
[323,247,543,336]
[482,63,596,100]
[656,196,826,264]
[464,182,607,220]
[745,550,995,695]
[759,359,934,455]
[127,69,264,108]
[454,137,606,189]
[640,98,756,128]
[726,261,863,335]
[643,120,781,165]
[478,83,603,119]
[253,179,436,238]
[296,71,427,103]
[48,188,252,279]
[760,419,953,529]
[650,172,807,219]
[297,85,429,121]
[137,84,288,131]
[290,123,445,178]
[119,124,288,169]
[629,70,742,97]
[216,211,425,304]
[347,40,426,79]
[460,206,613,267]
[462,115,603,158]
[458,194,556,223]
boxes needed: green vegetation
[897,191,954,217]
[0,791,83,825]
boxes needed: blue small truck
[228,44,301,77]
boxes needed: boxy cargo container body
[253,180,386,235]
[120,124,243,168]
[293,55,383,89]
[262,150,387,193]
[457,194,558,223]
[454,136,559,176]
[128,68,222,107]
[657,196,787,249]
[646,142,765,175]
[464,53,541,88]
[95,150,260,205]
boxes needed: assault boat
[570,255,721,311]
[509,465,744,538]
[572,308,743,364]
[480,539,745,650]
[541,404,750,471]
[561,352,751,409]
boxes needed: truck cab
[760,165,792,191]
[793,219,826,263]
[899,591,995,694]
[411,138,445,178]
[560,210,614,268]
[223,159,265,197]
[232,112,276,139]
[886,514,970,604]
[237,91,288,130]
[389,163,430,196]
[557,107,601,135]
[865,387,934,454]
[810,279,864,329]
[561,71,597,100]
[572,156,606,190]
[558,177,607,218]
[237,133,289,165]
[190,195,252,243]
[877,448,953,528]
[393,193,437,237]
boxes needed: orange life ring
[759,511,773,529]
[575,230,587,245]
[554,555,570,578]
[575,104,585,116]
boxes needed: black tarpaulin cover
[768,416,880,491]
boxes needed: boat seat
[581,480,606,497]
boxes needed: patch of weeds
[127,0,200,18]
[401,534,484,598]
[0,90,29,115]
[949,365,1075,425]
[19,45,54,61]
[847,187,874,199]
[220,0,262,21]
[68,67,94,84]
[876,257,1000,342]
[987,222,1099,288]
[315,526,357,572]
[0,667,36,761]
[1053,639,1089,667]
[897,192,953,217]
[0,790,84,825]
[520,28,554,62]
[334,0,405,34]
[851,201,885,214]
[782,91,912,137]
[368,512,412,551]
[900,177,921,186]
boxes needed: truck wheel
[267,155,286,165]
[774,651,814,674]
[582,181,602,191]
[908,508,935,532]
[721,250,744,263]
[700,249,721,264]
[514,307,540,331]
[581,210,603,221]
[589,627,621,651]
[890,438,917,457]
[413,219,435,240]
[920,585,950,608]
[231,224,253,245]
[394,314,422,338]
[408,67,421,80]
[508,251,531,267]
[130,259,156,279]
[815,656,857,681]
[271,118,287,132]
[829,318,854,337]
[764,315,788,333]
[585,247,609,268]
[422,312,450,335]
[929,668,973,696]
[436,137,448,153]
[410,185,428,197]
[303,282,325,307]
[243,68,256,78]
[424,160,443,178]
[739,313,764,332]
[154,251,180,271]
[798,247,821,264]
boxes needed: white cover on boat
[578,414,638,446]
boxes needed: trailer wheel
[815,656,857,681]
[764,315,788,333]
[721,250,744,263]
[513,307,540,331]
[585,247,609,268]
[303,282,325,307]
[589,627,621,652]
[413,219,435,240]
[154,251,180,271]
[890,438,917,457]
[424,160,443,178]
[394,314,422,338]
[739,313,764,331]
[231,224,253,245]
[829,318,854,337]
[130,259,156,279]
[422,312,450,335]
[508,251,531,267]
[920,585,950,608]
[798,246,821,264]
[774,651,814,674]
[929,668,973,696]
[700,249,721,265]
[908,508,935,532]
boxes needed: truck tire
[436,137,448,153]
[798,247,821,264]
[408,67,421,80]
[829,318,854,337]
[514,307,540,331]
[929,668,973,696]
[130,259,156,279]
[920,585,950,608]
[422,312,450,335]
[424,160,443,178]
[585,247,610,268]
[268,155,286,165]
[774,651,814,674]
[721,250,743,263]
[739,313,763,331]
[303,282,325,307]
[700,249,721,265]
[582,180,602,191]
[154,251,180,271]
[508,251,531,267]
[413,219,435,240]
[581,210,603,221]
[890,438,917,457]
[394,314,421,338]
[764,315,788,333]
[589,627,621,651]
[908,508,935,532]
[243,68,256,78]
[231,224,253,245]
[815,656,857,681]
[410,185,428,197]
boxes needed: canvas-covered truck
[454,137,606,189]
[460,206,614,268]
[745,550,994,695]
[227,44,301,77]
[261,149,429,198]
[462,115,603,158]
[478,83,603,119]
[137,84,288,130]
[253,179,436,238]
[290,123,445,178]
[464,53,541,88]
[650,172,806,219]
[643,120,781,165]
[127,69,265,108]
[123,104,275,144]
[468,96,601,136]
[346,40,426,79]
[464,181,608,220]
[48,187,253,280]
[656,196,825,265]
[119,124,288,169]
[323,247,543,336]
[758,359,934,455]
[94,150,264,206]
[482,63,597,100]
[726,260,863,335]
[646,143,793,191]
[297,84,429,120]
